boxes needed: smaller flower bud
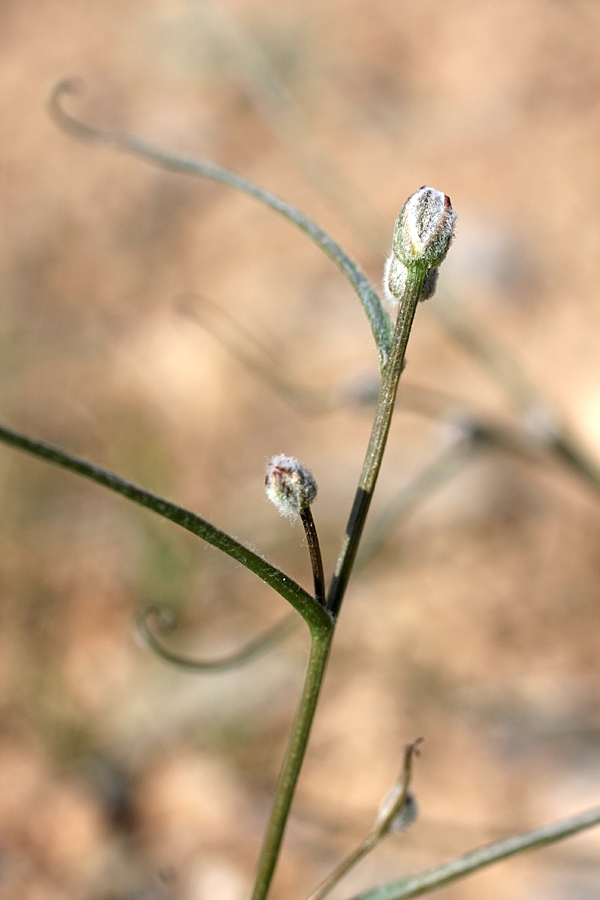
[265,454,318,519]
[419,265,439,301]
[383,252,407,307]
[376,785,418,834]
[392,186,456,269]
[390,791,418,833]
[383,256,441,307]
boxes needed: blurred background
[2,0,600,898]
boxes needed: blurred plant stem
[349,804,600,900]
[306,741,421,900]
[192,0,388,252]
[137,606,300,672]
[431,294,600,495]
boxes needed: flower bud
[383,256,440,307]
[419,265,439,300]
[265,454,318,519]
[376,785,418,834]
[383,252,407,307]
[392,186,456,269]
[389,791,418,833]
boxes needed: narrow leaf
[0,424,332,635]
[50,80,393,367]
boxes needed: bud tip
[265,454,318,519]
[384,186,456,305]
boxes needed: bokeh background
[2,1,600,898]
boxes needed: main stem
[250,630,333,900]
[250,265,427,900]
[327,264,426,617]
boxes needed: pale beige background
[1,1,600,898]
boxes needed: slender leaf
[0,423,332,635]
[50,80,394,368]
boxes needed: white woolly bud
[393,186,456,268]
[383,252,407,308]
[385,187,456,306]
[384,256,440,308]
[420,266,440,300]
[265,455,318,519]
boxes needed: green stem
[327,264,427,617]
[249,267,427,899]
[250,630,334,900]
[0,423,330,634]
[348,804,600,900]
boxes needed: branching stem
[250,266,427,900]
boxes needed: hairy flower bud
[419,266,439,300]
[383,254,440,307]
[392,186,456,268]
[384,187,455,306]
[383,253,407,305]
[265,455,318,519]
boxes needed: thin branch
[137,606,299,672]
[306,740,422,900]
[300,506,326,605]
[49,79,393,368]
[0,422,332,636]
[349,804,600,900]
